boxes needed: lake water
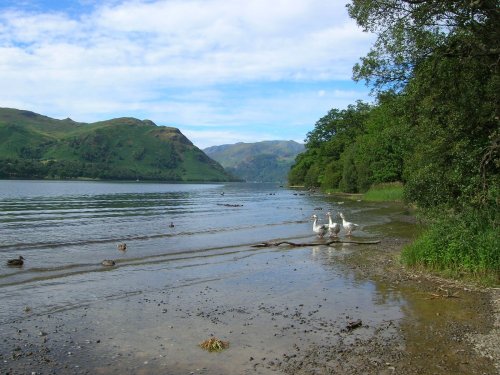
[0,180,396,323]
[1,180,493,375]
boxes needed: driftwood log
[251,239,381,248]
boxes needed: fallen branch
[251,239,381,248]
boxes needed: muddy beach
[1,237,498,375]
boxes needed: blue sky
[0,0,374,148]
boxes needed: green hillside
[204,140,304,182]
[0,108,236,182]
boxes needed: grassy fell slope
[0,108,234,182]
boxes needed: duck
[101,259,116,266]
[311,215,328,238]
[339,212,359,236]
[169,222,175,228]
[117,243,127,251]
[326,212,341,237]
[7,256,25,266]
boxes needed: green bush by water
[401,209,499,285]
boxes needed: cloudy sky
[0,0,374,149]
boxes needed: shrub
[401,208,499,285]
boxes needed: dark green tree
[348,0,499,208]
[348,0,499,280]
[353,92,408,189]
[288,101,372,188]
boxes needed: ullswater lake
[0,180,495,375]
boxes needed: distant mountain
[204,140,304,182]
[0,108,236,182]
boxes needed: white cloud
[0,0,374,146]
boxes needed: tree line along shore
[288,1,499,285]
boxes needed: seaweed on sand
[199,337,229,352]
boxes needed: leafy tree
[347,0,499,281]
[321,160,343,190]
[348,0,499,209]
[289,101,372,188]
[340,145,359,192]
[353,92,408,188]
[288,151,314,186]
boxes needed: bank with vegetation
[289,0,499,285]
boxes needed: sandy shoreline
[1,236,498,375]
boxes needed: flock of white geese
[312,212,359,238]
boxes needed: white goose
[339,212,359,236]
[311,214,328,238]
[326,212,341,237]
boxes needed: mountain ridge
[204,140,304,182]
[0,107,237,182]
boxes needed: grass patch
[199,337,229,352]
[363,182,403,202]
[401,208,499,286]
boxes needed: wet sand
[1,235,498,375]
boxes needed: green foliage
[347,0,499,93]
[288,148,318,186]
[320,160,342,190]
[354,92,408,186]
[288,101,372,189]
[347,0,499,210]
[339,145,358,193]
[401,208,500,285]
[304,163,322,188]
[289,95,406,191]
[402,52,498,209]
[287,0,499,282]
